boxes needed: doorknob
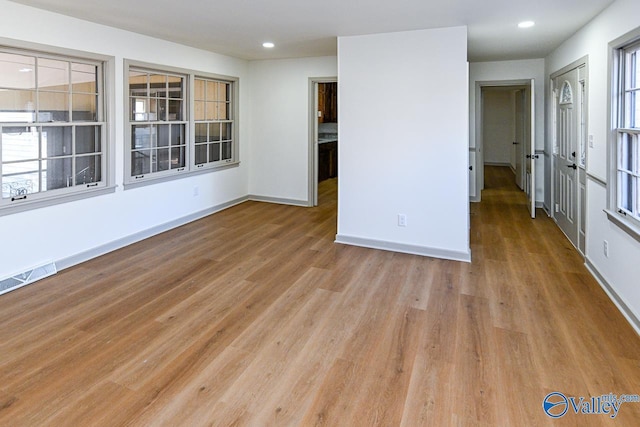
[571,151,576,157]
[566,164,577,170]
[513,142,519,145]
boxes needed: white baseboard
[335,234,471,263]
[57,196,249,271]
[585,257,640,337]
[248,194,309,207]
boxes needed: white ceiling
[9,0,615,62]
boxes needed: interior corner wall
[468,59,545,204]
[545,0,640,329]
[336,27,470,261]
[247,56,337,203]
[0,0,250,279]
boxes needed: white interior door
[525,79,536,218]
[553,69,579,244]
[513,90,525,190]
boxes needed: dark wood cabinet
[318,141,337,182]
[318,82,337,123]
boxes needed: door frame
[308,76,338,207]
[473,79,533,203]
[549,56,588,253]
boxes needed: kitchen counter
[318,137,338,144]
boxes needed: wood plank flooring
[1,167,639,426]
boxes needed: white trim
[57,195,248,270]
[587,172,607,187]
[585,257,640,337]
[529,78,536,217]
[123,161,240,190]
[474,79,534,203]
[248,194,308,207]
[335,234,472,263]
[604,209,640,242]
[0,186,116,217]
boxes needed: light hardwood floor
[1,167,639,426]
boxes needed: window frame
[123,60,239,189]
[0,40,115,217]
[126,65,188,181]
[193,76,235,169]
[607,28,640,240]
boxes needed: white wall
[247,57,337,203]
[336,27,470,261]
[483,89,514,166]
[469,59,545,204]
[0,1,250,278]
[545,0,640,329]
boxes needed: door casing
[474,80,534,208]
[308,77,337,207]
[549,57,588,254]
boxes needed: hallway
[469,165,640,422]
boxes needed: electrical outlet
[603,240,609,258]
[398,214,407,227]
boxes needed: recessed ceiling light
[262,42,275,48]
[518,21,535,29]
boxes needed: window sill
[0,186,116,218]
[604,209,640,243]
[123,161,240,191]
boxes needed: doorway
[476,80,536,217]
[550,58,588,254]
[308,78,338,207]
[481,87,525,186]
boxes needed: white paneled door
[553,68,579,245]
[513,89,525,191]
[525,79,536,218]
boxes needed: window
[560,80,573,105]
[610,36,640,233]
[0,46,110,214]
[125,61,237,186]
[128,68,186,178]
[194,77,234,167]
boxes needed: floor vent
[0,262,57,296]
